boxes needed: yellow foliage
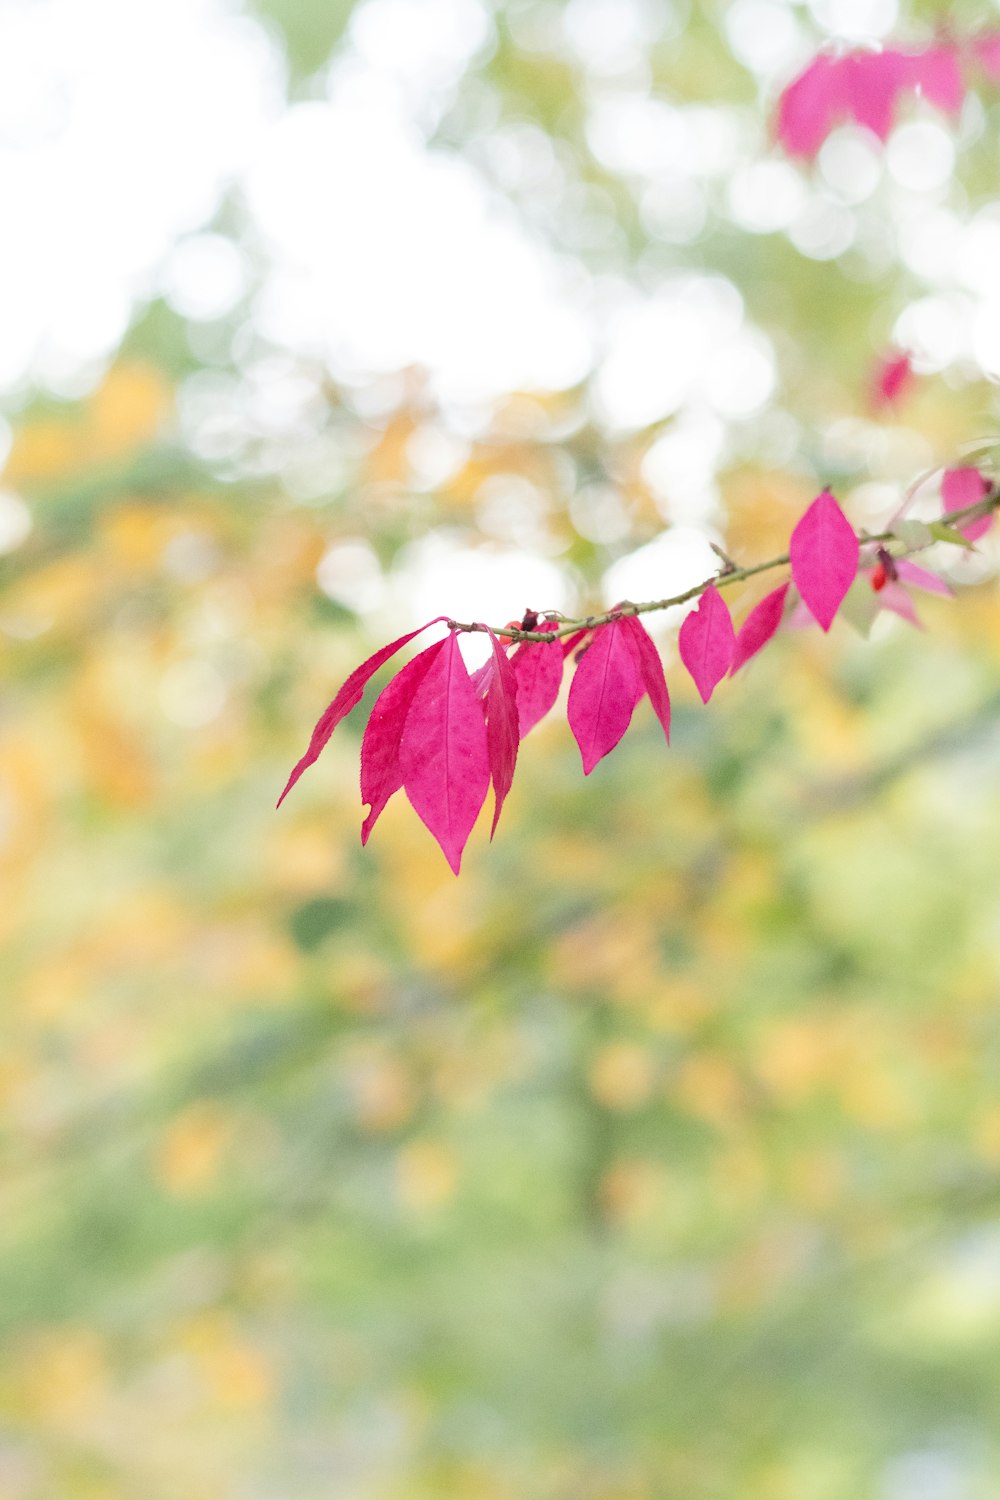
[588,1042,655,1111]
[176,1313,273,1413]
[598,1157,663,1226]
[397,1139,458,1211]
[17,1327,108,1428]
[673,1051,745,1129]
[155,1103,233,1195]
[353,1054,416,1132]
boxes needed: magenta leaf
[469,657,495,699]
[567,619,644,774]
[511,625,564,737]
[679,585,735,703]
[277,618,446,807]
[878,581,923,629]
[399,632,490,875]
[870,351,914,411]
[844,49,908,139]
[359,640,446,846]
[620,615,670,744]
[483,628,520,838]
[975,34,1000,82]
[789,491,859,632]
[894,559,952,597]
[908,44,964,112]
[777,53,845,158]
[942,467,992,543]
[730,582,790,675]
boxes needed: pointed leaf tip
[789,492,858,632]
[567,619,643,774]
[511,623,564,737]
[730,583,789,675]
[483,628,520,838]
[679,585,735,703]
[399,632,490,875]
[620,615,670,745]
[359,640,446,845]
[277,617,446,808]
[942,467,993,543]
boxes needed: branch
[447,489,1000,643]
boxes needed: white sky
[0,0,995,625]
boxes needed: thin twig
[447,491,1000,643]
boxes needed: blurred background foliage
[5,0,1000,1496]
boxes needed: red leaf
[678,585,735,703]
[730,583,790,675]
[360,640,446,845]
[511,625,564,737]
[619,615,670,744]
[483,628,520,838]
[942,467,992,543]
[567,619,643,774]
[277,618,445,808]
[789,491,859,632]
[399,632,490,874]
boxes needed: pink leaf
[786,594,816,631]
[620,615,670,744]
[730,583,790,675]
[567,619,644,775]
[870,351,915,411]
[790,491,859,632]
[894,559,952,597]
[470,657,495,699]
[277,617,445,808]
[483,628,520,838]
[908,44,964,113]
[975,34,1000,83]
[511,625,564,737]
[844,49,909,139]
[878,581,923,629]
[679,585,735,703]
[942,467,993,542]
[399,632,490,875]
[777,53,846,158]
[359,640,445,846]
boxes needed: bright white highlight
[0,0,282,394]
[602,528,722,629]
[247,90,594,402]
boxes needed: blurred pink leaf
[870,351,915,411]
[942,466,992,542]
[894,558,952,596]
[776,53,846,157]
